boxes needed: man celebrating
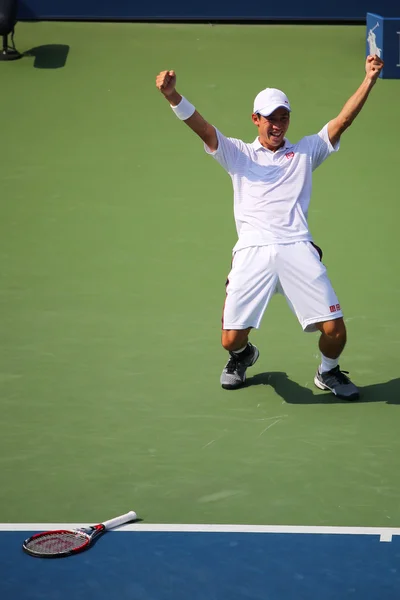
[156,55,383,400]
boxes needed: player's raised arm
[327,55,384,147]
[156,70,218,152]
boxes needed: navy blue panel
[1,531,400,600]
[381,19,400,78]
[366,12,400,78]
[16,0,400,22]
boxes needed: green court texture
[1,21,399,528]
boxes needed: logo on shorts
[329,304,341,313]
[285,151,295,160]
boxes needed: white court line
[0,523,398,542]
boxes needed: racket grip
[102,510,137,530]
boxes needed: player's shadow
[247,371,400,405]
[23,45,70,69]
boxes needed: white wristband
[171,96,196,120]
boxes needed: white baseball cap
[253,88,291,116]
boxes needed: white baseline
[1,523,399,542]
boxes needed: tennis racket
[22,510,137,558]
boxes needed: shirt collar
[251,137,293,153]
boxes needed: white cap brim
[256,103,291,117]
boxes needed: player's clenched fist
[365,54,384,81]
[156,70,177,97]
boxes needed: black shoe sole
[221,381,245,390]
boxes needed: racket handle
[102,510,137,531]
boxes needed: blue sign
[16,1,400,22]
[367,12,400,79]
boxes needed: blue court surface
[1,525,400,599]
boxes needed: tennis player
[156,55,383,400]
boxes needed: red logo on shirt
[285,152,294,160]
[329,304,341,313]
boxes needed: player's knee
[221,330,248,352]
[319,317,347,342]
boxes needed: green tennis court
[1,21,400,535]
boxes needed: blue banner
[16,1,400,22]
[366,13,384,59]
[366,12,400,78]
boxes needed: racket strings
[25,531,88,555]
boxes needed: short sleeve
[306,124,340,171]
[204,129,243,174]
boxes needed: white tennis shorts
[222,242,343,332]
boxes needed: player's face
[252,108,290,151]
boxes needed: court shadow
[246,371,400,405]
[23,45,70,69]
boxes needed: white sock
[233,344,248,354]
[320,354,339,374]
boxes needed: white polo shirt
[205,124,339,252]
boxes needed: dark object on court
[24,44,70,69]
[0,0,21,61]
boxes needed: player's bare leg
[221,329,252,352]
[314,317,359,400]
[317,317,347,358]
[220,328,259,390]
